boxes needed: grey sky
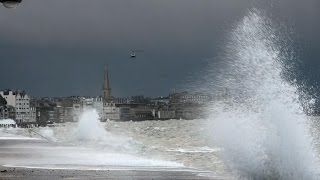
[0,0,319,97]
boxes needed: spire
[103,65,110,89]
[102,65,111,100]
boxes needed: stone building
[31,98,56,126]
[169,92,212,105]
[15,91,32,123]
[103,102,120,121]
[72,102,81,122]
[0,90,36,124]
[55,106,73,123]
[156,110,176,119]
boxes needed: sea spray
[76,108,139,152]
[38,127,56,141]
[206,9,319,179]
[77,109,107,141]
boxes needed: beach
[0,119,229,179]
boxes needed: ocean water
[1,104,320,178]
[0,111,224,175]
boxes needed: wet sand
[0,166,229,180]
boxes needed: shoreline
[0,136,230,179]
[0,165,228,180]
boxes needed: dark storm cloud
[0,0,248,46]
[0,0,319,97]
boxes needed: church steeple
[102,65,111,101]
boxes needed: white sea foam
[39,127,56,141]
[0,110,184,170]
[205,9,320,179]
[166,147,221,153]
[1,145,183,169]
[77,109,107,141]
[0,119,16,125]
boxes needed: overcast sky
[0,0,319,97]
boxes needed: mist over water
[77,109,107,141]
[75,109,138,152]
[206,9,320,179]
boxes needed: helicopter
[0,0,22,8]
[130,50,143,59]
[130,51,136,59]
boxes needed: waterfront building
[43,96,82,123]
[80,97,94,109]
[30,107,37,123]
[156,110,176,119]
[72,102,81,121]
[32,98,56,126]
[0,90,35,124]
[151,96,170,106]
[103,102,120,121]
[119,106,131,120]
[114,97,131,104]
[128,104,154,121]
[0,90,16,107]
[130,96,151,104]
[63,107,73,122]
[55,106,66,123]
[15,91,31,123]
[169,91,212,105]
[167,91,212,119]
[47,110,57,123]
